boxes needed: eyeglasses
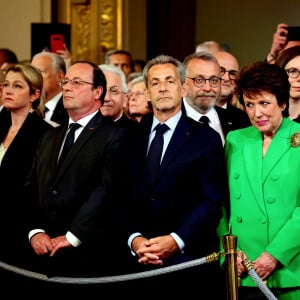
[106,86,124,96]
[220,67,238,80]
[59,78,94,88]
[186,76,222,88]
[285,68,300,79]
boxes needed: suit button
[235,192,241,200]
[259,217,267,224]
[271,174,279,181]
[51,190,57,196]
[236,216,242,223]
[266,197,275,204]
[233,173,239,179]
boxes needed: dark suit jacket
[24,111,129,277]
[182,101,251,139]
[0,112,52,267]
[216,104,251,137]
[49,95,68,126]
[117,112,228,266]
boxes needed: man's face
[109,54,132,78]
[184,58,222,114]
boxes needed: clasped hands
[30,232,72,257]
[132,235,179,265]
[237,251,278,281]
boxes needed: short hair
[195,41,224,54]
[129,75,144,87]
[71,60,107,103]
[104,49,134,69]
[142,54,186,88]
[183,51,220,71]
[98,63,128,93]
[0,48,18,64]
[236,61,290,117]
[31,51,66,74]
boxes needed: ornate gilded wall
[69,0,122,64]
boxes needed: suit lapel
[242,127,265,208]
[215,106,231,136]
[160,116,192,174]
[262,118,292,184]
[56,112,103,175]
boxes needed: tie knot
[155,123,169,135]
[69,123,81,131]
[199,116,210,126]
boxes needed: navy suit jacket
[117,112,228,266]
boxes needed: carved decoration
[68,0,121,65]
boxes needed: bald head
[214,51,239,71]
[214,51,239,107]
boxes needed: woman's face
[244,91,286,135]
[285,55,300,100]
[2,71,32,111]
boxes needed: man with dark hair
[0,48,18,73]
[104,48,134,79]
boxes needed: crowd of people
[0,22,300,299]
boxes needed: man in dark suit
[24,61,128,284]
[31,51,69,127]
[182,51,250,146]
[116,55,228,298]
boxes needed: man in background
[31,51,68,127]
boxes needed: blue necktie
[57,123,81,169]
[146,123,169,185]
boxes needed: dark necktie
[57,123,81,169]
[199,115,210,127]
[146,123,169,185]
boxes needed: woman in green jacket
[224,61,300,300]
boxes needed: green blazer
[223,117,300,288]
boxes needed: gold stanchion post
[222,234,239,300]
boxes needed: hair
[31,51,66,74]
[5,64,43,111]
[195,41,224,54]
[236,61,290,117]
[182,51,221,75]
[127,72,142,84]
[275,45,300,68]
[71,60,107,104]
[98,63,128,93]
[104,49,134,70]
[142,54,186,88]
[129,75,144,86]
[0,48,18,64]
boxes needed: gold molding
[66,0,122,64]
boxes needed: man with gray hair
[31,51,68,127]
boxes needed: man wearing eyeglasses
[183,51,250,146]
[24,61,130,286]
[99,64,138,128]
[214,51,251,127]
